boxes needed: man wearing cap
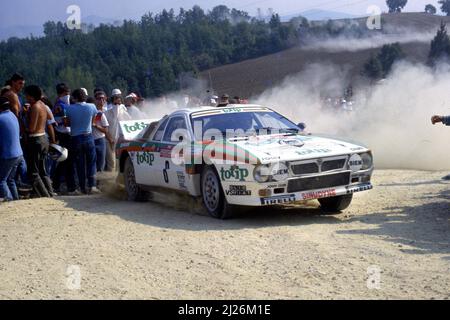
[105,89,122,111]
[431,114,450,180]
[105,89,131,172]
[124,93,145,120]
[0,97,24,201]
[217,94,230,107]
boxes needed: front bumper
[224,182,373,206]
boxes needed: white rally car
[116,105,373,219]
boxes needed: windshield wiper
[256,127,299,134]
[280,128,300,133]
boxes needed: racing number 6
[163,161,170,184]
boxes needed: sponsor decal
[295,148,332,156]
[267,183,287,189]
[270,163,289,181]
[220,166,249,182]
[261,194,296,205]
[278,138,304,147]
[191,107,269,119]
[349,154,363,172]
[136,152,155,166]
[177,171,187,190]
[123,122,149,134]
[223,107,243,113]
[300,189,337,200]
[160,146,174,159]
[119,119,153,141]
[261,155,281,162]
[226,185,252,196]
[346,184,372,194]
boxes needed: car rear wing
[118,119,160,141]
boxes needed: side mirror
[297,122,306,131]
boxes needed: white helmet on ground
[49,144,68,162]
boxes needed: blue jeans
[15,139,29,186]
[52,132,76,192]
[0,156,22,201]
[72,134,97,191]
[94,138,106,172]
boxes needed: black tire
[319,194,353,214]
[124,157,149,202]
[201,166,235,219]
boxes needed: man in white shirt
[93,91,110,173]
[124,94,145,120]
[104,90,131,172]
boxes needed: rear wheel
[124,157,149,202]
[319,194,353,214]
[201,166,235,219]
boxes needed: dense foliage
[439,0,450,16]
[363,43,404,80]
[0,5,299,99]
[386,0,408,13]
[425,4,437,14]
[429,21,450,65]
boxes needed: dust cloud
[302,30,435,52]
[255,62,450,171]
[124,60,450,171]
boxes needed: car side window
[152,118,169,141]
[142,121,158,141]
[163,116,188,142]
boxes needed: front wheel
[318,194,353,214]
[201,166,235,219]
[124,156,149,202]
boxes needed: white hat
[81,88,88,96]
[126,93,137,100]
[112,89,122,96]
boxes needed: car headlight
[254,162,290,183]
[360,152,373,170]
[254,164,271,183]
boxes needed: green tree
[439,0,450,16]
[210,5,230,21]
[425,4,437,14]
[386,0,408,13]
[429,22,450,64]
[378,43,404,76]
[362,55,383,80]
[0,5,300,99]
[57,66,95,94]
[362,43,404,80]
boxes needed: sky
[0,0,443,29]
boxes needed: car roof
[172,104,271,116]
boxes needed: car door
[134,117,168,186]
[157,115,191,191]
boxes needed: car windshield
[191,110,299,140]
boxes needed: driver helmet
[49,144,68,162]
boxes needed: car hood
[227,134,369,164]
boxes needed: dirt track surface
[1,169,449,300]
